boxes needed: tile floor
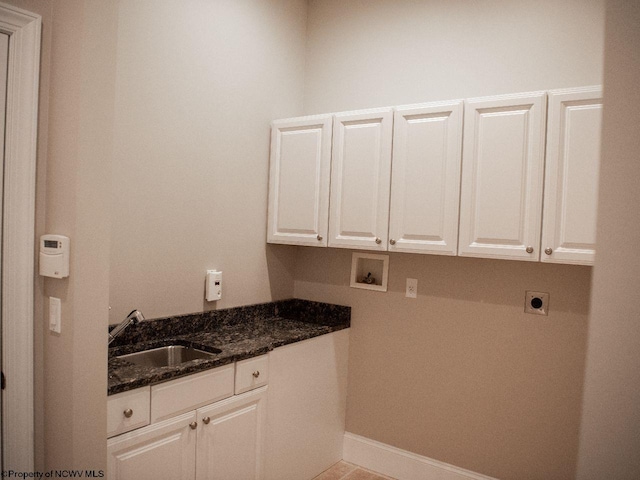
[312,460,397,480]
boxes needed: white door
[0,31,8,470]
[196,387,267,480]
[541,86,603,265]
[107,411,197,480]
[329,108,393,250]
[389,100,463,255]
[458,92,547,261]
[267,115,332,247]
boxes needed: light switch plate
[49,296,61,333]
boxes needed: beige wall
[108,0,306,323]
[0,0,121,470]
[577,2,640,478]
[21,0,308,469]
[304,0,604,114]
[297,1,605,478]
[40,0,119,469]
[16,0,629,475]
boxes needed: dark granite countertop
[108,299,350,395]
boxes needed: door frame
[0,1,41,471]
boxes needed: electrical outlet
[406,278,417,298]
[525,291,549,315]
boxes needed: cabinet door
[107,411,196,480]
[389,101,463,255]
[196,387,267,480]
[267,115,333,246]
[458,92,547,260]
[329,108,393,250]
[541,86,603,265]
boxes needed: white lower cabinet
[107,364,267,480]
[196,387,267,480]
[107,329,349,480]
[264,329,349,480]
[107,411,197,480]
[108,333,350,480]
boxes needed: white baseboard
[343,432,498,480]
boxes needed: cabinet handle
[252,371,260,378]
[123,408,133,418]
[316,234,323,241]
[545,247,553,255]
[375,237,382,245]
[526,246,534,254]
[202,416,210,425]
[189,421,198,430]
[389,239,396,245]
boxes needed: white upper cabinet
[541,86,603,265]
[267,86,601,266]
[267,115,333,247]
[328,108,393,250]
[458,92,547,261]
[389,100,463,255]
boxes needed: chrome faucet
[108,309,145,345]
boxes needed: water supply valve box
[39,235,70,278]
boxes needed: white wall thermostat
[206,270,222,301]
[39,235,70,278]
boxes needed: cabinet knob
[545,247,553,255]
[316,234,323,241]
[252,371,260,378]
[375,237,382,245]
[189,421,198,430]
[526,246,534,254]
[202,416,210,425]
[123,408,133,419]
[389,239,396,245]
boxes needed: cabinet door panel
[389,101,463,255]
[196,387,267,480]
[268,115,332,246]
[107,411,196,480]
[329,108,393,250]
[458,92,546,260]
[542,87,602,265]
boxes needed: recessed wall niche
[350,252,389,292]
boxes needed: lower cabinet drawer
[151,364,235,423]
[235,354,269,394]
[107,387,151,438]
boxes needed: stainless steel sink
[117,345,221,368]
